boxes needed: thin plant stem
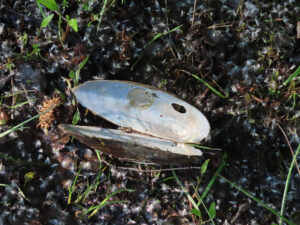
[0,103,60,138]
[219,175,295,225]
[131,25,182,69]
[284,65,300,86]
[279,143,300,225]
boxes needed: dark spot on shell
[171,103,186,114]
[152,93,159,98]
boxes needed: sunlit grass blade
[189,144,222,151]
[82,188,134,217]
[6,98,35,109]
[284,65,300,86]
[0,103,60,138]
[201,159,210,176]
[192,74,227,98]
[75,179,93,203]
[74,55,89,86]
[88,200,128,218]
[280,143,300,225]
[172,167,216,225]
[18,186,31,202]
[75,151,105,203]
[68,166,82,205]
[219,175,295,225]
[131,25,182,69]
[172,168,200,210]
[96,0,108,32]
[35,1,46,19]
[94,150,103,192]
[191,183,216,224]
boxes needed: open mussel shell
[73,80,210,143]
[59,124,203,164]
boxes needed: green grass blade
[131,25,182,69]
[219,175,295,225]
[35,1,46,19]
[192,74,227,98]
[284,65,300,86]
[172,168,216,224]
[0,103,60,138]
[199,160,226,203]
[96,0,108,32]
[82,189,133,216]
[68,166,82,204]
[172,168,199,210]
[189,144,222,151]
[6,98,35,109]
[74,55,89,86]
[75,179,92,203]
[98,188,134,207]
[87,200,128,218]
[280,143,300,225]
[94,150,103,192]
[191,183,215,224]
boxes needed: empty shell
[73,80,210,143]
[59,124,203,164]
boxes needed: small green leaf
[69,70,75,79]
[24,172,36,185]
[208,202,216,219]
[66,15,78,32]
[36,0,59,11]
[201,159,210,176]
[74,56,89,86]
[77,55,89,71]
[41,13,54,28]
[191,208,201,217]
[72,108,80,125]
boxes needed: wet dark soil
[0,0,299,224]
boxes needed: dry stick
[99,157,202,173]
[21,85,34,107]
[191,0,197,28]
[207,24,233,29]
[230,202,250,224]
[60,24,70,43]
[276,123,300,175]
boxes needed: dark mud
[0,0,299,224]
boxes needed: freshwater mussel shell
[59,124,203,164]
[73,80,210,143]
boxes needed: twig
[191,0,197,28]
[276,123,300,175]
[230,202,250,224]
[251,94,264,103]
[207,24,233,29]
[21,85,34,107]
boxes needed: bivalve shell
[61,80,211,164]
[73,80,210,143]
[59,124,203,164]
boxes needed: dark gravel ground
[0,0,300,224]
